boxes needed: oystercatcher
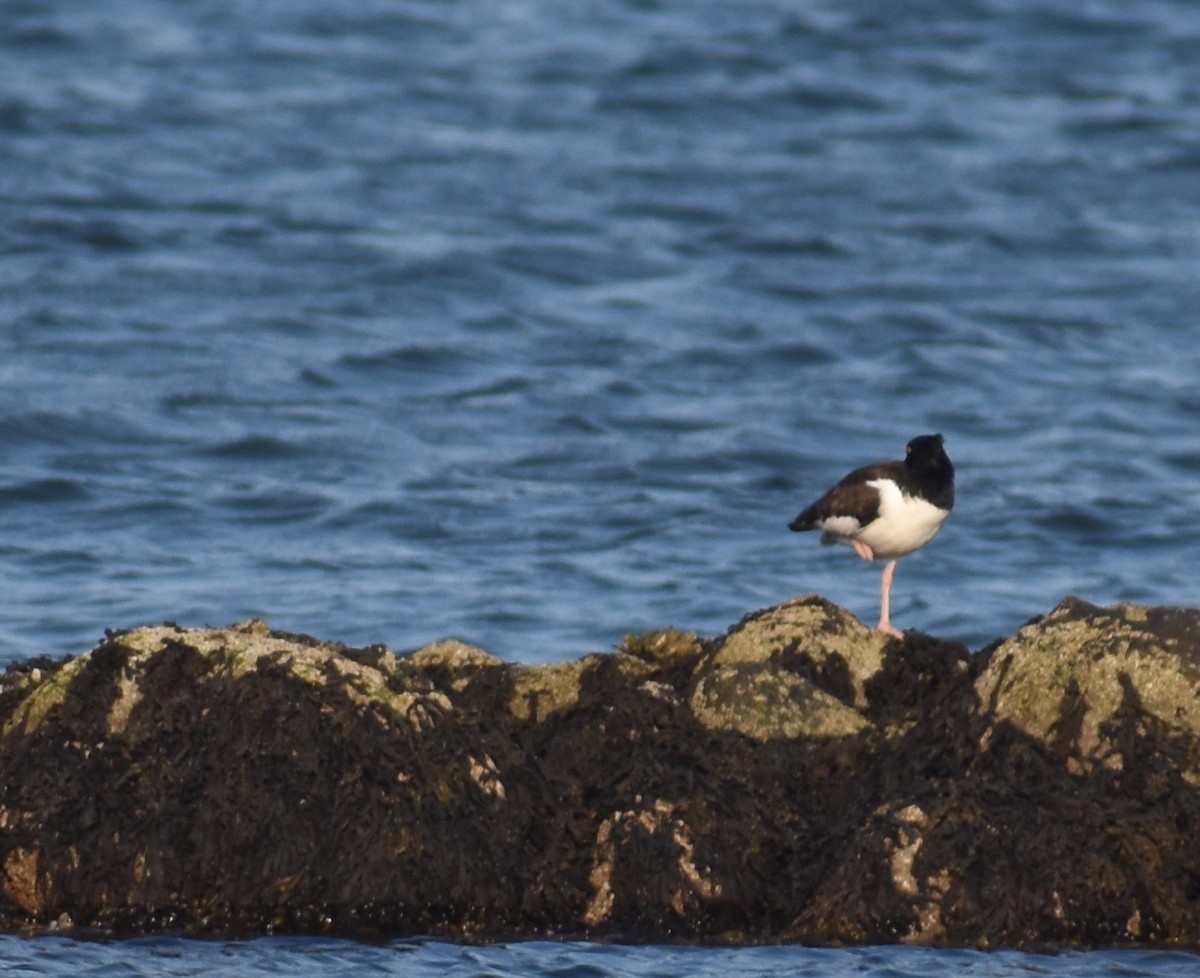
[788,433,955,638]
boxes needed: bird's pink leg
[851,539,875,561]
[877,559,904,639]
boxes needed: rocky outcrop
[2,596,1200,946]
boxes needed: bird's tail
[788,507,818,532]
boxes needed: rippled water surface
[2,939,1199,978]
[3,0,1200,970]
[4,0,1200,663]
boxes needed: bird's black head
[905,433,953,478]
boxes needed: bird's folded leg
[852,539,875,562]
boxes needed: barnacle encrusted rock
[689,664,870,739]
[976,598,1200,771]
[1,595,1199,948]
[712,595,889,708]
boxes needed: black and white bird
[788,433,955,638]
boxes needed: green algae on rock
[1,597,1200,948]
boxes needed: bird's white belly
[851,479,949,559]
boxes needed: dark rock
[1,596,1199,947]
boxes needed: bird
[788,433,955,639]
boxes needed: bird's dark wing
[788,460,904,532]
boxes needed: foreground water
[1,938,1198,978]
[3,0,1200,972]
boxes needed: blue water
[3,0,1200,971]
[1,939,1198,978]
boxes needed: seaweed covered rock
[799,597,1200,947]
[1,595,1199,947]
[0,620,541,934]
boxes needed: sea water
[2,938,1199,978]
